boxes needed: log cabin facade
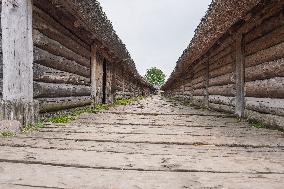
[162,0,284,129]
[0,0,154,125]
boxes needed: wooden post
[204,58,209,107]
[2,0,33,101]
[235,34,245,117]
[122,68,125,97]
[0,0,37,125]
[91,45,97,107]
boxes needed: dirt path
[0,95,283,189]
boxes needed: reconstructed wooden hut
[162,0,284,129]
[0,0,154,125]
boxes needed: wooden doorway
[102,59,107,104]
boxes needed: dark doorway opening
[102,59,107,104]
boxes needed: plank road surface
[0,95,283,189]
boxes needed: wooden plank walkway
[0,95,283,189]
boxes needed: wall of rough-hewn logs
[32,5,93,113]
[0,0,153,126]
[32,4,152,114]
[0,1,2,98]
[243,3,284,124]
[164,1,284,128]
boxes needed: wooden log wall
[106,61,114,103]
[113,66,124,99]
[167,1,284,126]
[207,36,236,112]
[0,1,2,98]
[243,3,284,117]
[33,5,92,113]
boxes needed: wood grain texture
[34,82,91,98]
[34,64,90,86]
[34,47,90,78]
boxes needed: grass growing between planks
[21,122,45,133]
[2,97,145,135]
[0,131,16,138]
[46,96,145,124]
[249,119,267,129]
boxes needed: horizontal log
[209,103,235,114]
[193,70,206,80]
[209,64,234,79]
[245,58,284,82]
[245,109,284,130]
[208,84,235,97]
[34,64,90,86]
[245,41,284,68]
[209,73,235,87]
[33,30,90,68]
[192,89,205,96]
[244,9,284,44]
[239,1,284,34]
[191,96,206,107]
[184,86,192,91]
[245,23,284,56]
[245,77,284,98]
[193,82,205,90]
[193,60,206,73]
[209,44,235,65]
[194,69,206,79]
[34,47,90,78]
[33,7,90,59]
[34,82,91,98]
[184,90,192,96]
[209,53,235,72]
[209,35,235,58]
[38,96,92,113]
[209,95,236,106]
[245,97,284,116]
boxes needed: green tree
[145,67,166,87]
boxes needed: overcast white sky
[99,0,211,78]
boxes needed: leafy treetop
[144,67,166,88]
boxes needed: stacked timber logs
[243,4,284,117]
[33,5,92,113]
[0,1,2,98]
[163,0,284,129]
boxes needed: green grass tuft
[0,131,16,138]
[249,120,266,129]
[45,96,145,124]
[21,122,45,133]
